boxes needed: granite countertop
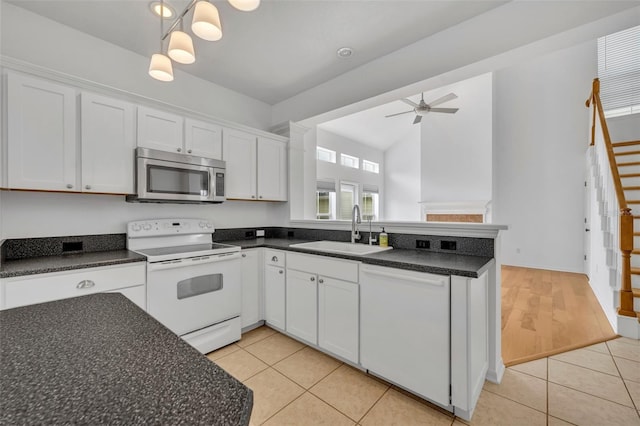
[0,250,146,279]
[221,238,494,278]
[0,293,252,425]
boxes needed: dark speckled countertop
[0,250,146,278]
[0,293,252,425]
[221,238,494,278]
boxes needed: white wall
[493,41,595,273]
[384,126,421,221]
[0,2,272,130]
[607,113,640,142]
[0,191,289,239]
[420,73,493,204]
[315,128,384,216]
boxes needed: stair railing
[587,78,636,317]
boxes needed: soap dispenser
[379,227,388,248]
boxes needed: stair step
[628,200,640,204]
[615,150,640,156]
[620,173,640,178]
[624,187,640,191]
[634,288,640,298]
[613,140,640,148]
[631,268,640,275]
[633,250,640,255]
[618,161,640,167]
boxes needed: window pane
[362,160,379,173]
[362,192,379,221]
[341,154,359,169]
[317,147,336,163]
[340,183,357,220]
[316,190,335,220]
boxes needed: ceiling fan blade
[428,93,458,107]
[430,107,459,114]
[401,98,420,108]
[413,115,422,124]
[385,110,414,118]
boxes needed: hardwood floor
[501,265,617,366]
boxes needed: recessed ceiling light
[337,47,354,59]
[149,1,175,18]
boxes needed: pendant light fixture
[149,0,174,82]
[168,22,196,64]
[192,1,222,41]
[148,0,260,82]
[228,0,260,12]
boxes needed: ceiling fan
[385,92,459,124]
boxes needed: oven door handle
[147,252,241,271]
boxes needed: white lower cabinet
[318,276,359,363]
[264,250,286,330]
[241,249,262,329]
[0,263,146,311]
[360,264,451,408]
[285,269,318,344]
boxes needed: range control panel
[127,218,214,238]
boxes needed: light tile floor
[207,327,640,426]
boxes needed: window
[362,160,379,174]
[317,146,336,163]
[339,182,358,220]
[316,179,336,220]
[598,25,640,117]
[340,153,359,169]
[361,184,379,221]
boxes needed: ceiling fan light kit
[385,92,460,124]
[148,0,259,82]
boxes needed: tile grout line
[549,356,622,378]
[552,381,640,410]
[353,384,391,424]
[481,387,548,416]
[257,390,309,426]
[611,351,640,413]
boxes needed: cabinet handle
[319,278,324,284]
[310,277,315,282]
[251,195,256,199]
[66,184,73,189]
[279,269,284,275]
[259,195,263,199]
[76,280,95,289]
[272,256,278,262]
[177,148,182,152]
[242,254,246,258]
[85,185,91,190]
[187,149,192,154]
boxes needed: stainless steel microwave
[126,147,225,204]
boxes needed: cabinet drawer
[1,263,146,310]
[287,252,358,282]
[264,249,286,267]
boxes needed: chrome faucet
[351,204,361,243]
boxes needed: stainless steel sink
[289,240,393,256]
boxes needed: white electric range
[127,218,242,354]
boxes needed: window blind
[597,25,640,113]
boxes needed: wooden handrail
[588,78,636,317]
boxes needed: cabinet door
[7,72,77,191]
[286,269,317,345]
[264,264,285,330]
[81,93,135,194]
[360,265,450,407]
[257,137,287,201]
[241,249,262,328]
[222,128,257,199]
[318,277,359,363]
[137,106,184,153]
[185,118,222,159]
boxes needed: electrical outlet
[62,241,83,252]
[256,229,265,237]
[440,240,457,251]
[245,230,256,239]
[416,240,430,249]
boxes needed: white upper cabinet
[222,129,288,201]
[185,118,222,159]
[257,136,287,201]
[7,72,77,191]
[81,93,135,194]
[137,106,184,153]
[223,128,258,200]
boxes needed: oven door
[146,253,241,336]
[138,157,215,203]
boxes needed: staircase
[586,78,639,339]
[614,140,640,317]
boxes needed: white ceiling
[7,0,507,104]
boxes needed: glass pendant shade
[148,53,174,82]
[192,1,222,41]
[228,0,260,12]
[168,30,196,64]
